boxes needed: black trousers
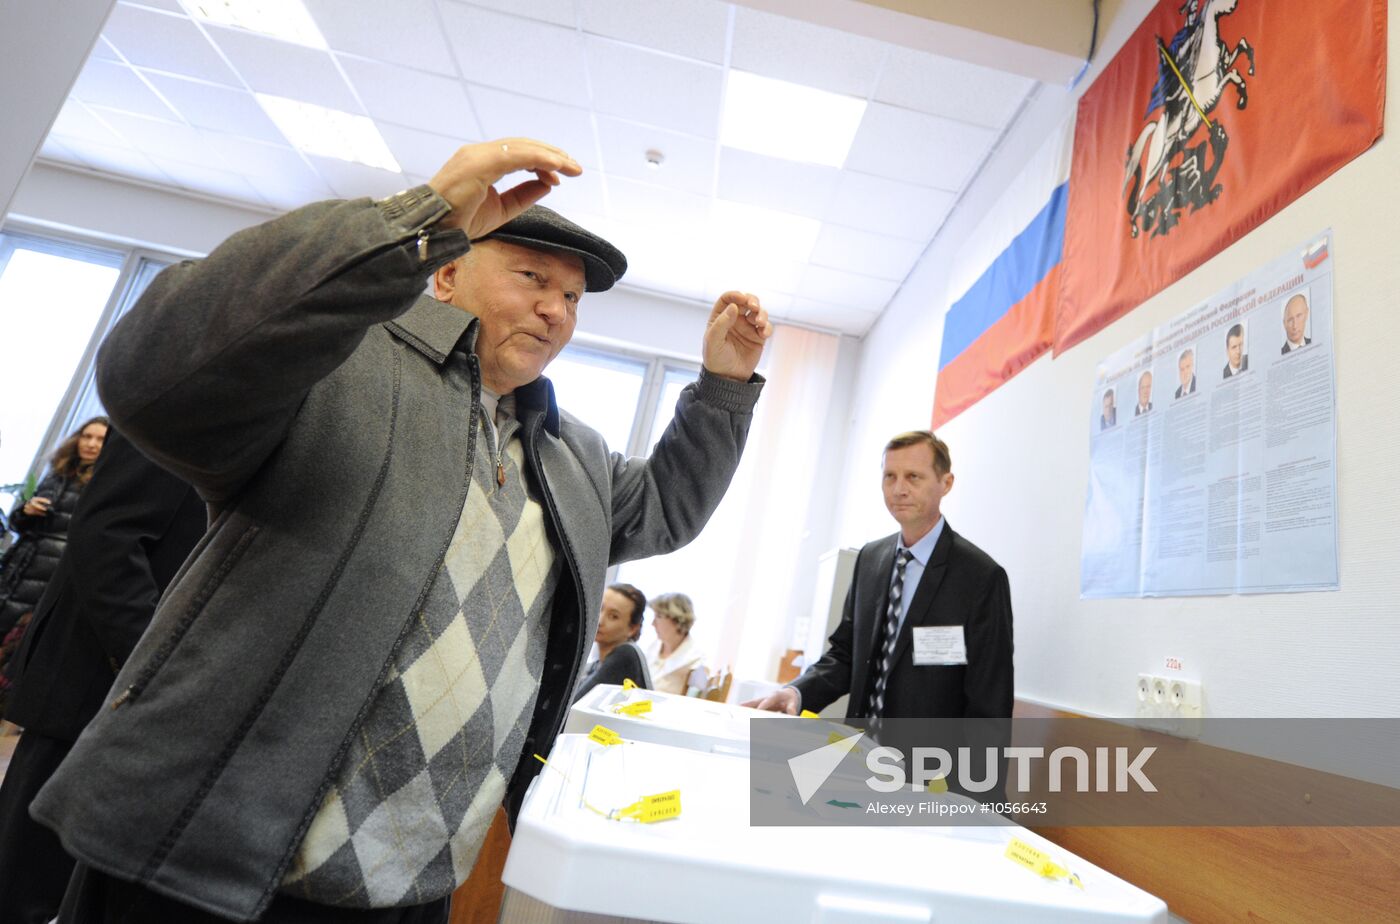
[58,865,451,924]
[0,730,76,924]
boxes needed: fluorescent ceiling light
[181,0,328,48]
[711,199,821,265]
[255,94,401,173]
[720,70,866,168]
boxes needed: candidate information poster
[1081,231,1338,598]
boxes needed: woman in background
[646,592,706,696]
[0,417,109,709]
[573,583,650,702]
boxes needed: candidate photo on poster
[1281,289,1313,354]
[1134,369,1153,416]
[1100,387,1117,430]
[1223,321,1249,379]
[1174,346,1197,399]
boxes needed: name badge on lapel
[912,626,967,666]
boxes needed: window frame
[0,221,179,484]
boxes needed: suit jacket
[4,430,206,741]
[1135,402,1152,416]
[1282,337,1312,354]
[793,521,1013,721]
[1223,356,1248,378]
[1174,376,1196,398]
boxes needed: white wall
[829,0,1400,720]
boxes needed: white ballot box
[501,734,1168,923]
[566,684,775,756]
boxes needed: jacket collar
[386,295,562,438]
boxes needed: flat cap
[477,204,627,292]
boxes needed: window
[550,343,699,460]
[544,346,648,452]
[0,228,172,499]
[0,233,123,491]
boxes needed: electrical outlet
[1135,673,1202,738]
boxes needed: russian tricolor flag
[933,119,1073,428]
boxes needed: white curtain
[617,323,841,689]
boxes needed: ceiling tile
[607,176,709,230]
[306,156,408,199]
[715,148,838,220]
[50,101,127,146]
[303,0,457,75]
[580,0,728,64]
[810,223,925,282]
[101,4,240,86]
[467,86,599,169]
[595,116,715,197]
[580,213,710,301]
[90,36,123,62]
[441,5,590,109]
[339,57,478,136]
[711,199,819,263]
[49,137,173,186]
[875,47,1033,130]
[377,123,469,180]
[198,133,324,184]
[39,136,81,164]
[706,249,807,298]
[537,168,607,217]
[92,108,224,165]
[143,73,285,144]
[824,171,956,240]
[244,173,337,212]
[785,296,879,335]
[731,7,887,99]
[448,0,576,28]
[71,59,177,121]
[120,0,183,12]
[796,264,899,313]
[588,39,723,137]
[844,103,997,191]
[147,155,269,206]
[206,26,359,112]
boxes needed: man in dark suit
[749,430,1013,724]
[0,429,205,924]
[1223,323,1248,378]
[1282,293,1312,353]
[1135,370,1154,416]
[1174,349,1197,398]
[1099,390,1117,430]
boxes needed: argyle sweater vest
[282,408,559,907]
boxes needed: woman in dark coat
[0,417,109,686]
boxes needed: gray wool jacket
[32,189,761,921]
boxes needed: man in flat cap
[37,138,770,923]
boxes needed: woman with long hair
[0,416,109,708]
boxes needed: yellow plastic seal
[588,725,623,747]
[1005,837,1083,889]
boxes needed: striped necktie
[867,548,911,719]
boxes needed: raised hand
[428,138,582,239]
[703,290,772,382]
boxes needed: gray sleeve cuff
[695,368,765,412]
[375,185,470,268]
